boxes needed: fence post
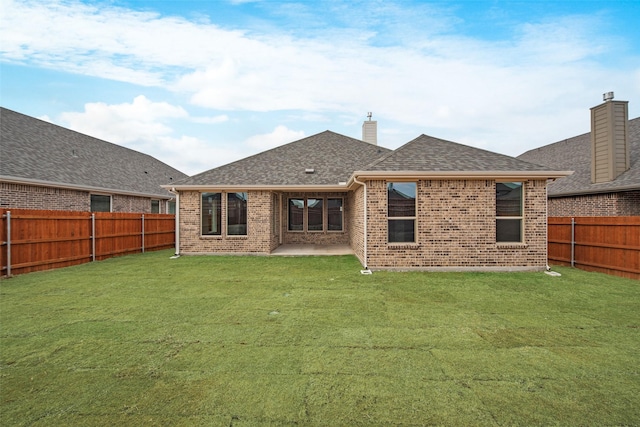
[91,214,96,262]
[571,217,575,267]
[5,211,11,277]
[141,214,145,253]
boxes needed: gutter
[549,183,640,198]
[161,183,350,192]
[346,170,572,187]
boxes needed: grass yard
[1,250,639,426]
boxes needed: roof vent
[305,168,315,174]
[603,91,614,102]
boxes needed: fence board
[1,209,175,277]
[548,216,640,280]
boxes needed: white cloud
[60,95,187,143]
[245,125,305,150]
[3,0,639,163]
[56,96,234,175]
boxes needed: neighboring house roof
[1,107,187,198]
[172,131,568,191]
[174,131,392,188]
[517,117,640,197]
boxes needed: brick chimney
[362,112,377,145]
[591,92,630,183]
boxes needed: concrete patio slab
[270,244,354,256]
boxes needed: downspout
[352,176,369,270]
[169,188,180,256]
[545,182,551,271]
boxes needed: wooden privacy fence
[1,209,176,277]
[548,216,640,280]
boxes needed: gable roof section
[517,117,640,196]
[1,107,187,198]
[173,131,391,189]
[356,134,566,179]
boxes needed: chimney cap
[603,91,614,102]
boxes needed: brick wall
[365,179,549,270]
[1,182,89,211]
[549,190,640,216]
[178,190,275,254]
[348,186,365,265]
[1,182,168,213]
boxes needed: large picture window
[328,198,343,231]
[227,192,248,235]
[288,199,304,231]
[202,192,221,235]
[496,182,523,242]
[388,182,416,243]
[307,198,323,231]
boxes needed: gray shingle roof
[366,134,553,172]
[175,131,392,187]
[517,117,640,196]
[1,107,187,198]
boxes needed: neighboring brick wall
[1,182,89,211]
[281,192,349,245]
[0,182,168,213]
[619,191,640,215]
[179,190,274,254]
[366,179,549,270]
[549,190,640,216]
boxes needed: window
[328,198,343,231]
[227,192,248,235]
[167,200,176,214]
[90,194,111,212]
[288,199,304,231]
[202,192,221,235]
[496,182,523,242]
[388,182,416,243]
[151,200,160,213]
[307,198,323,231]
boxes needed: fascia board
[346,170,574,188]
[1,175,174,200]
[549,183,640,198]
[162,184,350,192]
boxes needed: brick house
[167,119,570,271]
[518,94,640,216]
[1,107,187,213]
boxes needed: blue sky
[2,0,639,175]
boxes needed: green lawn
[1,250,638,426]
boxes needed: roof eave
[162,184,350,192]
[549,183,640,198]
[1,175,175,200]
[347,170,573,187]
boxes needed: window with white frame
[387,182,416,243]
[496,182,523,242]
